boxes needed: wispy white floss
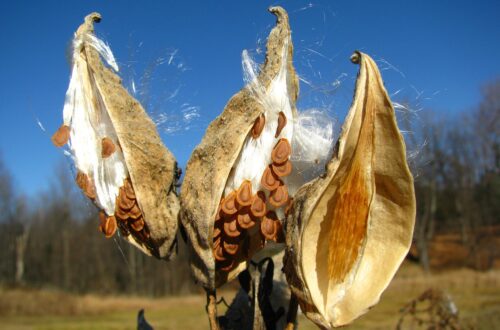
[63,31,128,215]
[225,41,294,196]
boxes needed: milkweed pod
[180,6,299,290]
[284,52,416,328]
[52,13,180,259]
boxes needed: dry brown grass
[0,263,499,329]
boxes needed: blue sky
[0,0,499,197]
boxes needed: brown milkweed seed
[223,239,239,255]
[221,191,238,215]
[236,180,253,206]
[101,137,116,158]
[261,165,281,191]
[128,203,142,220]
[51,124,71,147]
[250,191,267,217]
[83,179,96,200]
[213,239,226,261]
[252,113,266,139]
[271,160,292,177]
[269,184,289,207]
[75,172,88,190]
[223,217,241,238]
[275,111,287,138]
[130,217,145,232]
[118,188,135,210]
[123,178,136,199]
[213,226,222,239]
[114,205,129,220]
[260,211,278,240]
[237,208,255,229]
[271,138,291,164]
[100,215,117,238]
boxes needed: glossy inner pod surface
[285,52,416,328]
[180,6,299,289]
[52,13,180,259]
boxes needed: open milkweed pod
[52,13,180,259]
[284,52,416,328]
[180,6,299,289]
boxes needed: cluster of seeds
[113,177,150,242]
[52,126,150,242]
[214,112,293,271]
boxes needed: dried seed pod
[275,111,287,138]
[252,113,266,139]
[180,7,299,290]
[285,52,416,328]
[53,13,179,259]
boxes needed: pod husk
[284,52,416,328]
[180,7,299,290]
[75,14,180,259]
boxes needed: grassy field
[0,263,499,329]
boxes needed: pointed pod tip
[85,12,102,24]
[350,51,362,65]
[268,6,288,23]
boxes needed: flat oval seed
[51,125,70,147]
[223,240,239,255]
[114,205,129,220]
[118,188,135,210]
[271,138,292,164]
[221,191,238,215]
[272,160,292,177]
[130,217,144,232]
[98,211,107,230]
[260,211,278,240]
[270,184,289,208]
[237,208,255,229]
[104,216,117,238]
[250,191,267,217]
[252,113,266,139]
[214,239,226,262]
[261,166,281,191]
[75,172,88,190]
[124,178,136,199]
[101,137,116,158]
[84,179,96,200]
[236,180,253,206]
[128,203,142,220]
[213,226,222,239]
[223,217,241,237]
[275,111,287,138]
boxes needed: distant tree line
[0,79,498,295]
